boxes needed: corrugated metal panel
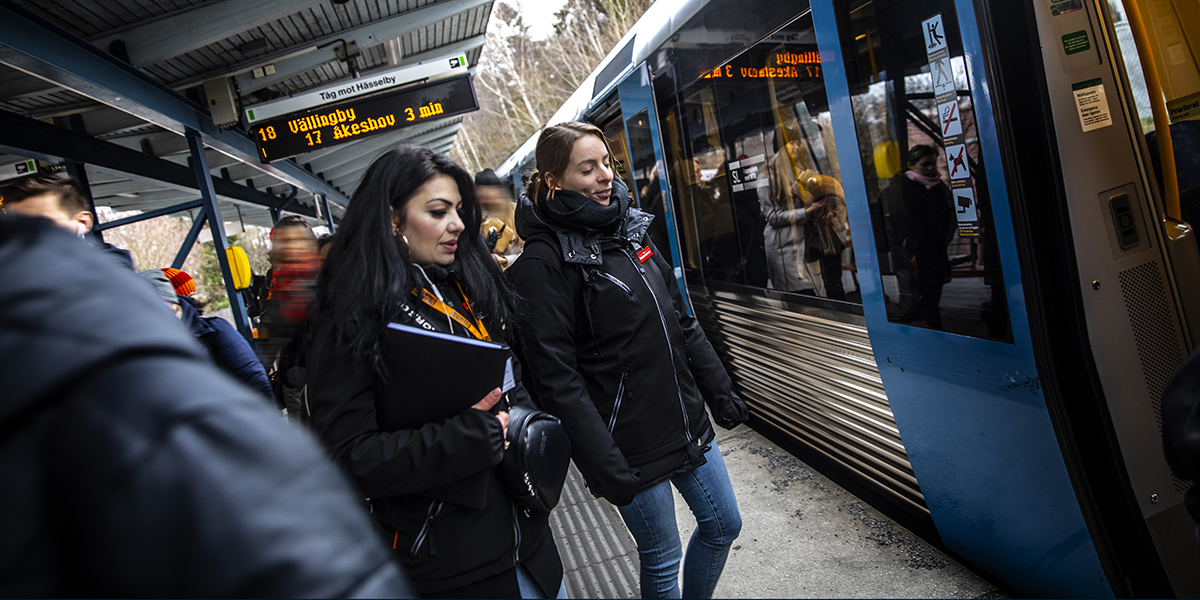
[690,288,928,518]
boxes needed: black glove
[486,228,500,252]
[715,393,749,430]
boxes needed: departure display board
[251,74,479,162]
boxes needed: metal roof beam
[0,108,318,219]
[0,2,348,207]
[90,0,329,68]
[231,3,490,94]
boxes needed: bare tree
[451,0,654,175]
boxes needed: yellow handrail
[1123,0,1181,222]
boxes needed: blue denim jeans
[516,564,569,599]
[616,441,742,599]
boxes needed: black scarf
[536,183,630,235]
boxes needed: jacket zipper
[621,249,693,442]
[594,270,633,295]
[410,499,443,558]
[511,504,522,565]
[608,369,628,433]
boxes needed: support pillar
[186,127,252,342]
[172,207,208,269]
[319,194,336,232]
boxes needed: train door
[815,0,1199,595]
[589,65,694,310]
[618,64,693,310]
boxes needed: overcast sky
[510,0,568,39]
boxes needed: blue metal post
[186,127,252,342]
[172,207,208,269]
[95,199,203,231]
[319,194,336,232]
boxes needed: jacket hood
[515,177,653,265]
[0,217,205,422]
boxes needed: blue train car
[497,0,1200,596]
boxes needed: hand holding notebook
[380,322,515,427]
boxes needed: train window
[626,110,674,265]
[601,115,637,200]
[660,9,864,306]
[836,0,1013,342]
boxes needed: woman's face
[910,153,939,179]
[548,134,614,205]
[395,174,465,267]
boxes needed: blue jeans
[616,441,742,599]
[516,564,569,599]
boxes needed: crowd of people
[5,118,1200,598]
[0,124,749,598]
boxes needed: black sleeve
[47,357,412,599]
[1163,349,1200,482]
[648,236,748,430]
[305,323,506,502]
[507,251,641,505]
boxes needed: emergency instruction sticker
[1072,78,1112,132]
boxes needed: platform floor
[549,423,1005,599]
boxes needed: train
[495,0,1200,596]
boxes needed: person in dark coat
[0,215,411,598]
[878,144,956,328]
[507,122,748,599]
[305,146,563,599]
[1163,347,1200,545]
[0,172,133,268]
[139,269,274,402]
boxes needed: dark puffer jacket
[177,296,273,402]
[305,264,561,598]
[0,216,410,598]
[507,179,748,507]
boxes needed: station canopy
[0,0,491,227]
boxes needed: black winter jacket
[306,264,561,597]
[508,179,748,507]
[178,296,274,401]
[0,216,410,598]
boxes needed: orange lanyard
[413,281,491,341]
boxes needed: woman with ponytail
[508,122,748,599]
[305,146,563,599]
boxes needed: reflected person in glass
[879,144,956,328]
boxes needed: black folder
[381,322,513,427]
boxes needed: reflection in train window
[837,0,1013,342]
[660,8,863,306]
[626,110,674,266]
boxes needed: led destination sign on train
[703,49,822,81]
[252,74,479,162]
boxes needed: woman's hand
[472,388,509,438]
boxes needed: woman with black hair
[305,146,563,599]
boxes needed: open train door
[818,0,1200,595]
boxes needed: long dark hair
[311,146,520,376]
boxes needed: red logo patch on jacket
[637,246,653,263]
